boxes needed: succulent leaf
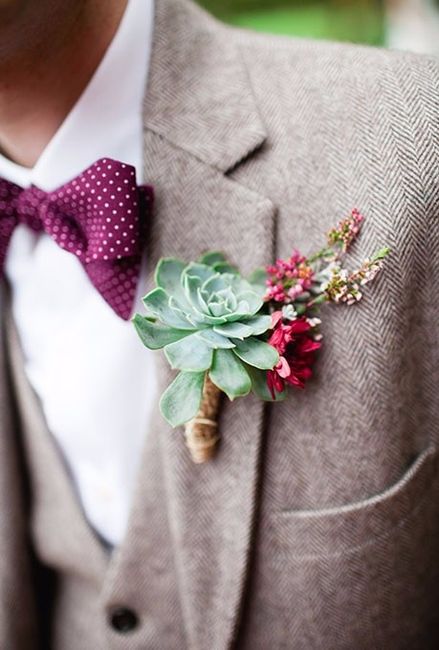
[198,251,228,266]
[142,288,196,330]
[159,371,205,427]
[184,273,210,317]
[155,258,189,308]
[246,365,287,402]
[209,300,229,318]
[209,349,252,400]
[132,314,191,350]
[164,333,213,372]
[213,322,254,339]
[244,314,273,335]
[183,263,216,287]
[232,338,279,370]
[234,291,263,316]
[212,262,239,274]
[248,267,268,295]
[168,296,198,326]
[197,329,236,349]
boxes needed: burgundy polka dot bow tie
[0,158,154,320]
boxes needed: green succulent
[133,252,279,426]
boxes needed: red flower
[267,312,322,398]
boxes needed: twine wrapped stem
[184,374,222,463]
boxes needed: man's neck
[0,0,127,168]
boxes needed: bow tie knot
[17,186,89,256]
[14,185,45,232]
[0,158,154,319]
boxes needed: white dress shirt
[2,0,156,546]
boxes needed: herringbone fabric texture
[0,0,438,648]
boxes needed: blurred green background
[197,0,385,46]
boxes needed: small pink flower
[288,283,304,300]
[327,209,365,252]
[264,251,314,304]
[276,356,291,378]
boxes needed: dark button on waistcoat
[109,607,139,633]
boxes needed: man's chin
[0,0,28,21]
[0,0,35,60]
[0,0,70,63]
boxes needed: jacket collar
[142,0,267,172]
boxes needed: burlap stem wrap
[184,374,222,463]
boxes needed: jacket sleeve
[0,302,38,648]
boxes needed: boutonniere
[133,210,390,463]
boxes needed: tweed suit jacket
[1,0,438,648]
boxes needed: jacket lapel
[106,1,276,648]
[142,0,267,173]
[143,134,275,650]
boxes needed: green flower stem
[307,247,336,264]
[306,293,329,308]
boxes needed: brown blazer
[1,0,438,647]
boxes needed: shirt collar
[0,0,154,189]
